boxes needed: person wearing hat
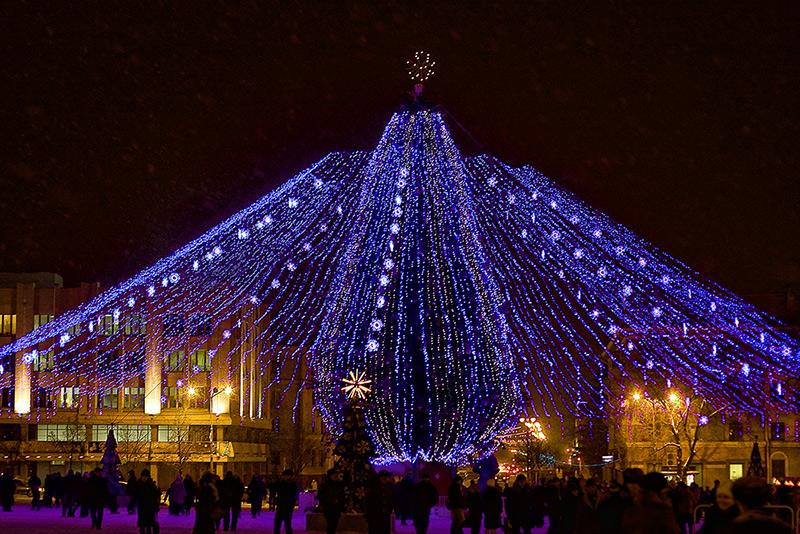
[725,476,792,534]
[412,473,439,534]
[137,469,161,534]
[365,470,395,534]
[274,469,300,534]
[447,475,467,534]
[318,469,347,534]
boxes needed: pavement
[0,498,554,534]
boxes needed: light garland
[0,107,798,464]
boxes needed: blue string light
[1,109,798,465]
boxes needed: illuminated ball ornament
[406,51,436,82]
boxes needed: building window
[189,350,212,372]
[163,386,186,408]
[67,323,81,336]
[186,387,208,408]
[32,350,55,372]
[0,314,16,335]
[728,422,743,441]
[1,388,13,409]
[123,387,145,409]
[729,463,744,480]
[58,387,80,409]
[770,422,786,441]
[100,314,119,336]
[124,314,145,336]
[37,424,83,442]
[33,314,54,329]
[158,425,189,442]
[163,351,185,373]
[190,314,213,337]
[92,424,149,442]
[163,314,185,337]
[34,388,55,409]
[98,388,119,410]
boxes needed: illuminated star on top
[342,369,372,400]
[407,51,436,82]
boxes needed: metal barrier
[692,504,797,533]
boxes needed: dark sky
[1,2,798,304]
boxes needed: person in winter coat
[126,470,139,515]
[228,473,245,531]
[28,473,42,511]
[0,470,15,511]
[395,474,415,526]
[574,478,601,534]
[620,472,680,534]
[412,474,440,534]
[448,475,467,534]
[482,479,503,534]
[725,476,792,534]
[247,474,267,518]
[696,481,738,534]
[167,475,187,516]
[274,469,300,534]
[137,469,161,534]
[193,472,220,534]
[466,481,482,534]
[183,474,196,515]
[365,470,396,534]
[87,468,109,529]
[318,468,347,534]
[504,475,529,534]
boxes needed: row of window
[163,350,213,372]
[1,312,222,339]
[35,424,203,443]
[26,349,212,374]
[728,421,788,441]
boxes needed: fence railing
[692,504,797,533]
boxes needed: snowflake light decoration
[407,51,436,82]
[342,370,372,400]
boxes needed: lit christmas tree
[3,59,799,464]
[332,373,377,513]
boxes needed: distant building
[0,273,331,488]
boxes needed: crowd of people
[1,466,798,533]
[0,467,301,534]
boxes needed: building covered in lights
[0,273,331,486]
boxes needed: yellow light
[669,392,679,402]
[223,386,233,395]
[632,392,641,401]
[187,387,196,396]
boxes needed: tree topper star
[342,369,372,400]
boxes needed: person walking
[126,470,139,515]
[247,474,267,518]
[447,475,467,534]
[168,475,187,516]
[318,468,347,534]
[87,468,109,529]
[0,470,14,511]
[505,475,528,534]
[482,479,503,534]
[137,469,161,534]
[412,474,439,534]
[28,472,42,510]
[62,469,78,517]
[466,481,482,534]
[183,473,196,516]
[365,470,395,534]
[193,473,220,534]
[726,476,792,534]
[274,469,300,534]
[228,473,244,531]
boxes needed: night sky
[1,2,798,306]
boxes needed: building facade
[0,273,331,488]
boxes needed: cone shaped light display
[2,99,799,464]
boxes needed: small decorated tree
[334,370,376,513]
[747,440,765,477]
[102,428,124,494]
